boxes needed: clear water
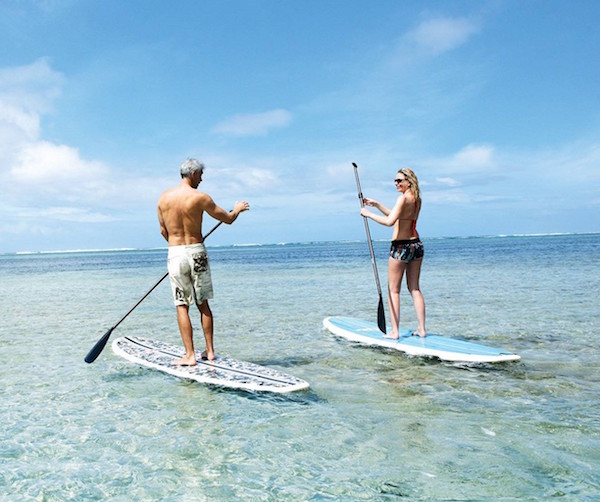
[1,235,599,500]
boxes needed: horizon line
[4,231,599,256]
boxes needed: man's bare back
[158,183,210,246]
[158,170,247,247]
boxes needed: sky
[0,0,599,253]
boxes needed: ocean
[1,234,599,500]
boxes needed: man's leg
[174,304,197,366]
[197,300,215,360]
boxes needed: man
[157,158,249,366]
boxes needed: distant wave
[426,231,597,241]
[15,247,139,255]
[7,232,598,256]
[498,232,573,237]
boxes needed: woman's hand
[362,197,378,207]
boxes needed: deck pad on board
[323,316,520,363]
[112,336,310,393]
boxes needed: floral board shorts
[167,243,214,306]
[389,239,424,263]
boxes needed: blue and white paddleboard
[323,316,520,363]
[112,336,310,393]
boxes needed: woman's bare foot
[200,350,216,361]
[383,333,399,340]
[173,354,197,366]
[412,330,426,338]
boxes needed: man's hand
[234,200,250,215]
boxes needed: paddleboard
[323,316,520,363]
[112,336,310,393]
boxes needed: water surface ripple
[1,235,599,500]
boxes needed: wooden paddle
[84,219,226,363]
[352,162,387,334]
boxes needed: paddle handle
[352,163,384,296]
[352,162,386,334]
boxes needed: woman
[360,167,426,338]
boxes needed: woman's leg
[406,259,426,337]
[385,257,406,338]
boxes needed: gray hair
[180,158,205,178]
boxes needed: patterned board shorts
[390,239,424,263]
[167,243,214,306]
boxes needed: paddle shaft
[84,218,226,363]
[352,162,386,333]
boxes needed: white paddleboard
[323,316,520,363]
[112,336,310,393]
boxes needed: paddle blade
[84,328,113,363]
[377,297,387,334]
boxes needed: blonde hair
[398,167,420,202]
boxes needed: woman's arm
[361,196,403,226]
[362,197,391,216]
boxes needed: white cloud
[18,206,116,223]
[418,144,496,181]
[408,17,480,56]
[211,109,293,137]
[0,101,39,140]
[326,161,355,179]
[0,58,63,115]
[11,141,108,183]
[387,16,480,69]
[0,59,153,245]
[0,60,76,181]
[452,144,494,169]
[436,177,461,187]
[0,59,65,166]
[538,142,600,183]
[424,189,470,204]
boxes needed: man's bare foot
[173,355,197,366]
[383,333,399,340]
[200,350,216,361]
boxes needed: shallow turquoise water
[1,235,599,500]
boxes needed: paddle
[84,218,226,363]
[352,162,387,334]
